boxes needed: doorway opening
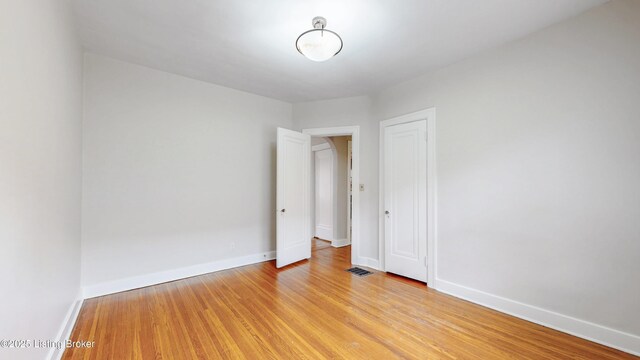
[303,126,360,265]
[311,136,353,252]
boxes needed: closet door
[383,120,427,282]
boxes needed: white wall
[293,96,379,263]
[82,54,292,289]
[294,0,640,352]
[0,1,83,359]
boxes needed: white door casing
[347,140,352,243]
[314,148,334,240]
[303,126,360,266]
[383,120,427,282]
[277,128,311,268]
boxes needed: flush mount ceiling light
[295,16,343,62]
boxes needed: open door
[276,128,311,268]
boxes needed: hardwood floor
[63,240,635,359]
[312,237,332,250]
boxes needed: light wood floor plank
[63,240,637,359]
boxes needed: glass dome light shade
[296,29,343,62]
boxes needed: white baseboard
[435,279,640,356]
[315,225,333,241]
[357,257,381,271]
[83,251,276,299]
[331,238,351,248]
[47,295,84,360]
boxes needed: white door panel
[277,128,311,268]
[314,148,333,240]
[384,120,427,282]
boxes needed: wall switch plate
[359,184,365,192]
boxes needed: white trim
[303,126,361,266]
[328,138,339,242]
[325,140,340,242]
[83,251,276,299]
[47,294,84,360]
[315,224,334,241]
[359,257,381,271]
[347,140,352,243]
[312,142,331,152]
[331,238,351,248]
[436,279,640,356]
[379,108,437,286]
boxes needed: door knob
[281,209,286,213]
[385,210,390,215]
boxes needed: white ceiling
[73,0,607,103]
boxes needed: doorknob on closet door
[281,209,286,213]
[385,210,390,215]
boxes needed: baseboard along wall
[47,295,84,360]
[82,251,276,299]
[434,278,640,356]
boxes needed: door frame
[347,140,352,243]
[379,108,437,286]
[303,126,360,265]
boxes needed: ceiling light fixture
[295,16,343,62]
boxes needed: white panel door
[277,128,311,268]
[384,120,427,282]
[314,148,333,240]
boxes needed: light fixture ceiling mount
[295,16,343,62]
